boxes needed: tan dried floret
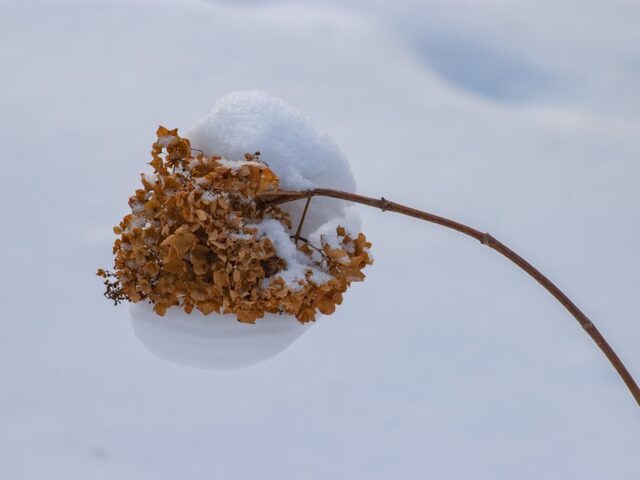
[98,126,373,323]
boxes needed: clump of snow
[188,90,357,237]
[200,191,218,203]
[130,202,145,214]
[156,134,177,148]
[310,204,362,244]
[142,173,158,185]
[217,157,264,171]
[247,218,332,290]
[130,303,313,370]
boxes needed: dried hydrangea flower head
[98,127,372,323]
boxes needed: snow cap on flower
[187,90,357,237]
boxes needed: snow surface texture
[2,0,640,479]
[188,90,359,237]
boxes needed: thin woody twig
[293,196,312,244]
[290,235,331,266]
[256,188,640,407]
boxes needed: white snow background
[1,0,640,478]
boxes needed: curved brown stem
[257,188,640,407]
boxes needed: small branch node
[380,197,391,212]
[481,232,492,246]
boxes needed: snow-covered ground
[1,0,639,478]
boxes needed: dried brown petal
[100,128,372,323]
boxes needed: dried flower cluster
[98,127,372,323]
